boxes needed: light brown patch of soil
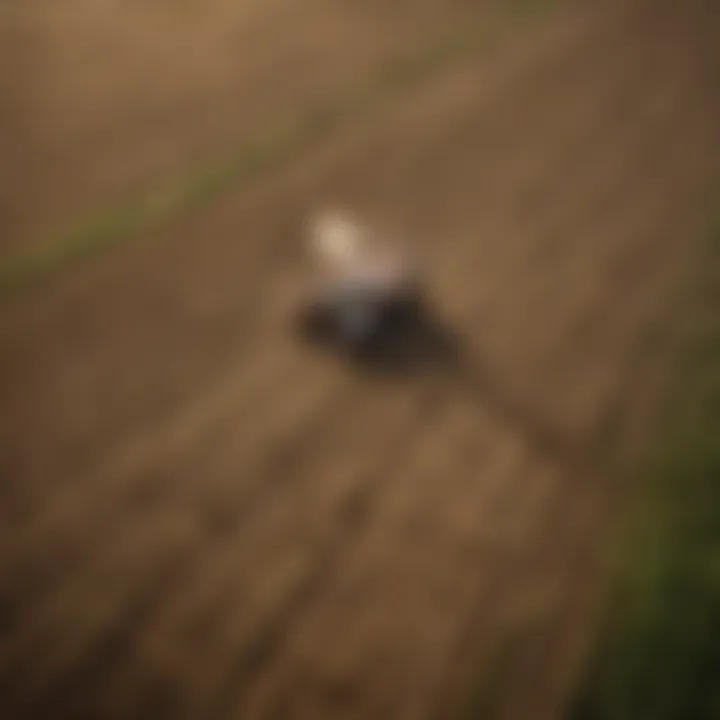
[0,0,499,252]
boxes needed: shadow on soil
[292,289,464,375]
[294,292,578,464]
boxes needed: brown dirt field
[0,0,508,253]
[0,0,719,719]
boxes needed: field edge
[564,195,720,720]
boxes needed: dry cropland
[0,1,718,718]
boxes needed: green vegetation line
[567,204,720,720]
[0,1,559,301]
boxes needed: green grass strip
[0,0,560,302]
[567,204,720,720]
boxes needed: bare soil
[0,1,718,719]
[0,0,501,252]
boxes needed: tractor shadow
[293,294,580,464]
[293,294,463,378]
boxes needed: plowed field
[0,1,718,718]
